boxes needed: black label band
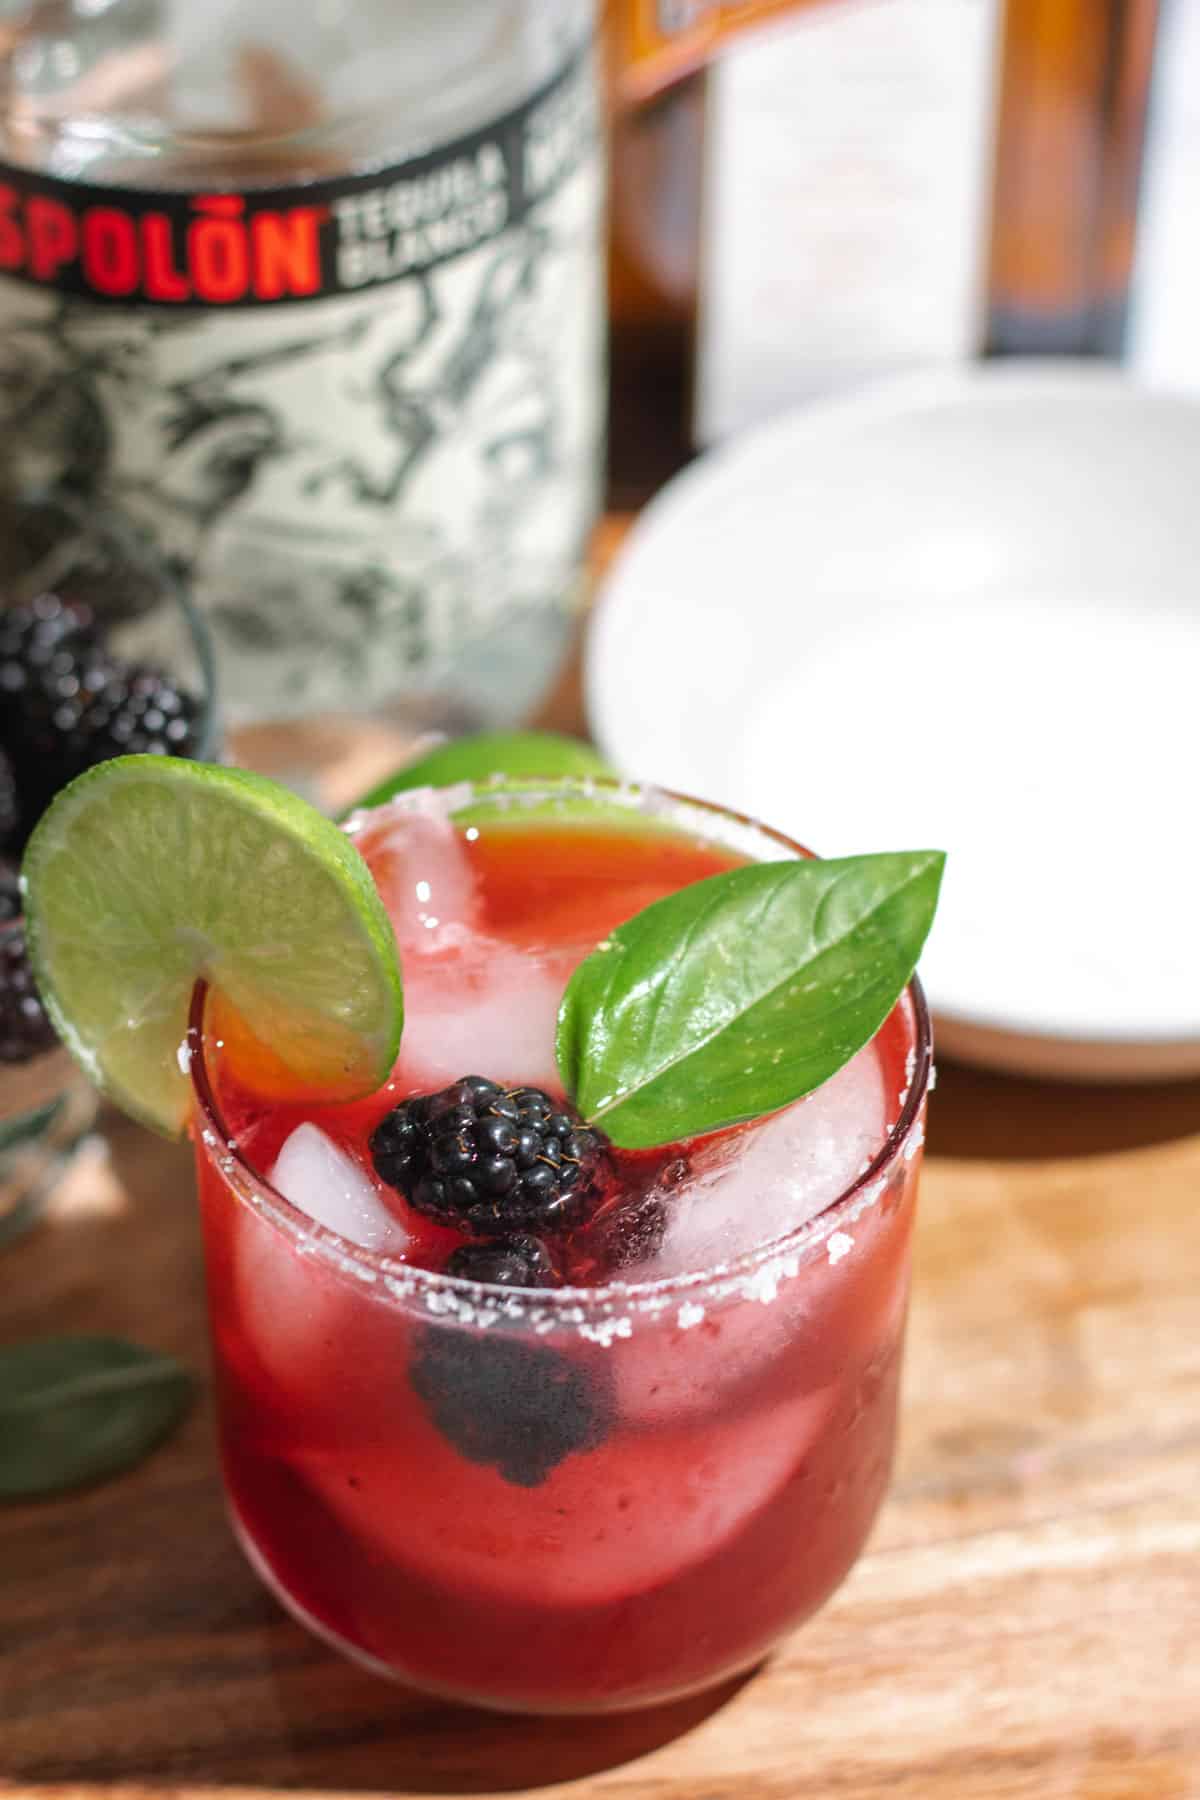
[0,43,594,309]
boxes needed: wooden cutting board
[2,1055,1199,1798]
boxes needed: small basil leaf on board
[557,851,944,1151]
[0,1336,194,1500]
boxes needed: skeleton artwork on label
[0,45,603,723]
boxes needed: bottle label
[0,39,603,726]
[695,0,1001,443]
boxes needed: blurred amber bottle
[607,0,1161,502]
[987,0,1159,355]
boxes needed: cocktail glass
[189,781,931,1713]
[0,491,220,1245]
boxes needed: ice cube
[651,1044,887,1278]
[610,1046,888,1426]
[615,1296,792,1427]
[296,1382,833,1610]
[271,1124,409,1253]
[229,1127,407,1401]
[616,1209,910,1430]
[364,811,482,955]
[394,940,573,1092]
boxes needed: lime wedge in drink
[21,757,403,1137]
[347,730,613,814]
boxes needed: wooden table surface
[3,526,1200,1797]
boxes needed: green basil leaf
[345,731,613,816]
[0,1336,194,1500]
[556,851,944,1150]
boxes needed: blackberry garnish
[0,593,97,690]
[0,594,201,842]
[446,1235,557,1288]
[370,1075,611,1236]
[410,1327,611,1486]
[70,664,199,762]
[7,655,199,765]
[0,922,56,1064]
[561,1151,689,1283]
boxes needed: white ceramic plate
[588,363,1200,1082]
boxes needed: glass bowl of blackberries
[0,491,219,1245]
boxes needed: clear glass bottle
[0,0,604,795]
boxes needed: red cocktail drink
[191,783,930,1712]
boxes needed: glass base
[229,1504,442,1687]
[228,1500,768,1716]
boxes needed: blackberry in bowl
[0,492,219,1244]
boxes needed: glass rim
[187,778,933,1323]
